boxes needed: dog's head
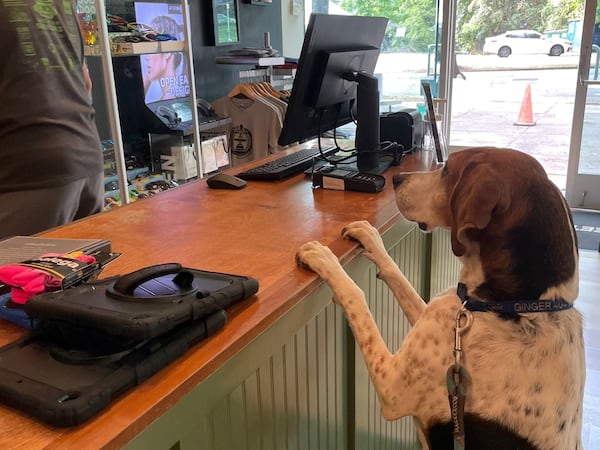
[392,147,578,302]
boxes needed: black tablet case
[0,310,226,427]
[23,263,259,340]
[0,263,259,426]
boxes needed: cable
[379,141,404,166]
[314,101,403,169]
[315,105,356,165]
[349,98,358,126]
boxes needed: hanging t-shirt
[213,96,284,167]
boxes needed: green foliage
[456,0,550,52]
[543,0,583,30]
[341,0,437,52]
[339,0,585,54]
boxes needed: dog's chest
[414,299,584,450]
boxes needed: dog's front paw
[341,221,386,258]
[296,241,341,279]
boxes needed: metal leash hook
[446,302,473,450]
[453,303,473,375]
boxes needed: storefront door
[566,0,600,210]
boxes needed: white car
[483,30,572,57]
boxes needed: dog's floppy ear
[449,163,508,256]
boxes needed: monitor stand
[352,72,392,175]
[313,152,392,175]
[336,160,392,175]
[354,151,393,175]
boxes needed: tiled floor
[578,249,599,448]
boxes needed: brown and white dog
[296,147,585,450]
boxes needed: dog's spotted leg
[341,221,426,325]
[296,241,423,420]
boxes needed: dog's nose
[392,174,406,188]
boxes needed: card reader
[311,166,385,193]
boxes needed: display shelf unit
[148,117,232,183]
[86,0,208,207]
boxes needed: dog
[296,147,585,450]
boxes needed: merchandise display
[0,237,117,327]
[213,83,287,168]
[82,1,231,206]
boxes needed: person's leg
[74,172,104,221]
[0,180,88,239]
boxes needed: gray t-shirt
[0,0,103,193]
[213,96,284,167]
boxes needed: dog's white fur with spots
[296,148,585,450]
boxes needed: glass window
[303,0,442,115]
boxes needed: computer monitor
[278,13,390,173]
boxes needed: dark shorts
[0,173,104,239]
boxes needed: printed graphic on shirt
[4,0,79,72]
[231,125,252,159]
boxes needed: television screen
[134,2,189,104]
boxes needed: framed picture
[211,0,239,46]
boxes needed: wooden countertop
[0,146,438,449]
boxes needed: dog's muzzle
[392,174,407,189]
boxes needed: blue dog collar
[456,283,573,314]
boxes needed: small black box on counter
[379,108,423,154]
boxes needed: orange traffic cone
[514,84,536,126]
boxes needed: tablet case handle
[111,263,195,296]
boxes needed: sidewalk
[449,67,576,190]
[375,52,584,190]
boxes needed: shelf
[84,40,185,57]
[215,56,285,66]
[199,117,232,132]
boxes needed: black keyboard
[236,146,339,181]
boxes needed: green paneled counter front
[0,146,460,449]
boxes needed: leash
[446,283,573,449]
[446,302,471,450]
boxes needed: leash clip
[453,303,473,373]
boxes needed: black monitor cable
[379,141,404,166]
[349,98,358,126]
[348,99,404,166]
[313,102,403,169]
[315,106,356,165]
